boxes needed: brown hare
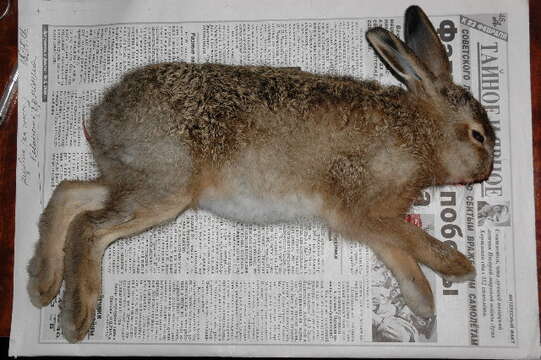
[27,6,494,343]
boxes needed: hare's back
[86,62,408,192]
[89,62,377,160]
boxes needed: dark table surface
[0,0,539,338]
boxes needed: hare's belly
[198,186,322,225]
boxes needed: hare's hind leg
[60,189,192,343]
[28,180,108,307]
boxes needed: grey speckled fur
[27,6,495,343]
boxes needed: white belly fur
[197,145,324,224]
[199,192,322,224]
[197,177,323,224]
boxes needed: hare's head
[367,6,495,185]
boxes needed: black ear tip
[405,5,424,18]
[366,27,387,35]
[365,27,386,41]
[406,5,423,12]
[366,28,399,52]
[405,5,427,36]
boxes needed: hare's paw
[399,276,435,318]
[27,254,63,307]
[60,282,99,343]
[442,267,476,283]
[437,247,476,283]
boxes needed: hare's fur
[28,6,495,343]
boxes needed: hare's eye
[471,130,485,144]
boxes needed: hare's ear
[366,27,435,94]
[405,6,451,81]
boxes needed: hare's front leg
[61,190,192,343]
[367,218,476,282]
[28,180,108,307]
[369,241,435,317]
[331,214,476,317]
[330,216,435,317]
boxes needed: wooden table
[0,0,539,338]
[0,0,17,338]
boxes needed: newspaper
[10,0,539,357]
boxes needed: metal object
[0,0,15,125]
[0,0,10,21]
[0,64,18,126]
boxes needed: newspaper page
[10,0,539,357]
